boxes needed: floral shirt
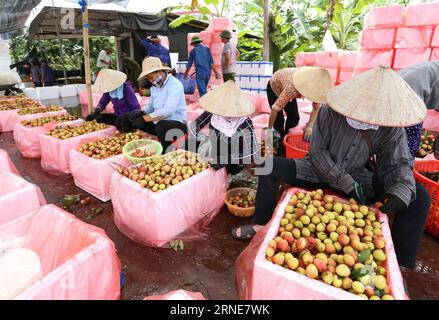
[404,123,423,158]
[269,68,301,112]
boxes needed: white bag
[0,68,21,86]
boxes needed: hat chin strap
[346,118,379,131]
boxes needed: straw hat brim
[199,80,255,117]
[292,67,333,104]
[138,65,171,81]
[93,69,127,94]
[327,66,427,127]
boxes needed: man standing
[184,35,220,97]
[220,30,239,82]
[41,59,56,87]
[121,53,141,91]
[138,34,172,68]
[96,47,113,74]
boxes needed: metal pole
[82,3,94,115]
[263,0,270,61]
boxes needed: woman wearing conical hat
[266,66,333,152]
[188,80,261,175]
[87,69,141,130]
[233,67,430,271]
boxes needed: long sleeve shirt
[295,106,416,207]
[187,45,214,78]
[140,39,172,67]
[143,75,187,124]
[269,68,301,112]
[97,82,141,117]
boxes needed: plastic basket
[414,160,439,238]
[283,133,309,159]
[225,187,256,218]
[122,139,163,164]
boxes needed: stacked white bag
[0,40,11,73]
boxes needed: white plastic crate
[76,84,86,95]
[37,86,60,100]
[58,84,78,98]
[23,88,38,100]
[177,62,187,74]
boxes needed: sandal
[232,225,257,241]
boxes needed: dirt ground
[1,130,439,300]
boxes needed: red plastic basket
[283,133,310,159]
[414,160,439,238]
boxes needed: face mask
[152,74,165,88]
[346,118,379,131]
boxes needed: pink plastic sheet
[395,27,434,49]
[0,149,20,175]
[359,28,396,49]
[235,188,408,300]
[39,126,117,175]
[245,92,271,115]
[430,48,439,62]
[288,112,310,135]
[424,110,439,131]
[13,119,84,159]
[144,290,207,300]
[0,171,46,225]
[405,2,439,27]
[0,204,121,300]
[393,48,431,69]
[357,49,394,68]
[363,5,404,29]
[6,109,69,134]
[70,151,129,202]
[0,109,19,132]
[295,53,316,67]
[315,51,340,68]
[339,51,358,69]
[110,166,227,247]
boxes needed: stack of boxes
[235,62,273,96]
[295,2,439,83]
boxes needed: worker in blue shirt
[123,57,187,152]
[184,35,220,97]
[137,34,172,68]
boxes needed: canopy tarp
[0,0,43,38]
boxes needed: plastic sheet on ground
[110,166,227,247]
[0,171,46,225]
[0,204,121,300]
[235,188,408,300]
[39,126,117,175]
[423,110,439,132]
[13,119,84,159]
[0,149,20,175]
[70,151,129,202]
[144,289,207,300]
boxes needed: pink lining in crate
[357,49,394,69]
[0,149,19,175]
[393,48,432,69]
[359,28,396,50]
[0,109,19,132]
[13,119,84,159]
[424,110,439,131]
[235,188,408,300]
[6,109,69,135]
[39,126,117,175]
[79,91,114,114]
[363,5,404,29]
[0,171,46,225]
[395,26,434,49]
[110,166,227,247]
[315,51,340,68]
[70,151,129,202]
[295,52,316,67]
[144,290,207,300]
[339,51,358,69]
[0,204,121,300]
[431,48,439,61]
[405,2,439,27]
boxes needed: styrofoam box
[357,49,394,68]
[363,5,404,29]
[176,62,187,74]
[315,51,340,68]
[405,2,439,27]
[395,26,434,49]
[210,42,224,56]
[295,52,316,67]
[339,68,354,83]
[431,27,439,47]
[58,85,78,98]
[23,88,38,100]
[208,17,234,32]
[394,48,432,69]
[359,28,396,50]
[339,51,358,69]
[431,48,439,61]
[37,86,60,100]
[238,61,273,76]
[76,84,86,95]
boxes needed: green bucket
[122,139,163,164]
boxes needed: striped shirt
[295,106,416,206]
[269,68,301,112]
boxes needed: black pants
[34,82,42,87]
[266,82,300,136]
[87,113,123,131]
[253,156,430,269]
[132,117,187,153]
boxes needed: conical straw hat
[292,67,333,103]
[93,69,127,94]
[138,57,171,80]
[327,66,427,127]
[199,80,255,117]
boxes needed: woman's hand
[303,124,313,142]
